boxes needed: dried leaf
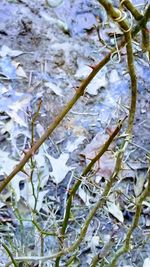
[12,61,27,78]
[86,74,107,95]
[107,201,124,223]
[9,94,31,126]
[66,136,85,152]
[0,89,31,127]
[66,118,86,137]
[134,173,145,197]
[45,81,63,96]
[0,150,26,201]
[78,186,91,206]
[1,120,14,135]
[45,153,73,184]
[0,83,8,94]
[0,150,18,175]
[90,236,99,253]
[21,179,49,211]
[81,132,115,178]
[0,57,17,79]
[75,63,107,95]
[0,201,6,209]
[143,258,150,267]
[56,19,69,34]
[118,164,135,180]
[0,45,24,57]
[11,175,26,202]
[75,64,91,80]
[46,0,63,7]
[34,147,50,188]
[17,199,31,218]
[81,131,108,156]
[109,69,120,83]
[7,111,27,127]
[10,95,31,112]
[142,200,150,208]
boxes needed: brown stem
[119,0,150,52]
[109,167,150,267]
[55,119,125,266]
[124,30,137,136]
[0,4,149,193]
[119,0,143,20]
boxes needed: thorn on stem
[23,149,29,155]
[86,64,96,70]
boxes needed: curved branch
[0,3,149,193]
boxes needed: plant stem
[2,242,18,267]
[0,4,149,193]
[0,54,111,193]
[55,119,125,266]
[109,167,150,267]
[120,0,143,20]
[124,30,137,136]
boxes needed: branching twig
[0,4,149,193]
[0,55,111,193]
[90,234,114,267]
[56,1,138,265]
[1,3,150,267]
[119,0,150,53]
[97,0,130,31]
[119,0,143,20]
[109,167,150,267]
[131,4,150,37]
[30,98,42,211]
[124,30,137,136]
[5,167,150,266]
[1,242,18,267]
[61,119,126,235]
[5,140,126,266]
[32,219,57,236]
[55,119,125,266]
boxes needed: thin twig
[0,54,111,193]
[119,0,150,53]
[3,7,150,267]
[0,5,149,193]
[32,219,57,236]
[124,30,137,136]
[90,234,114,267]
[1,242,18,267]
[109,167,150,267]
[30,98,42,211]
[5,163,149,266]
[55,118,126,266]
[119,0,143,20]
